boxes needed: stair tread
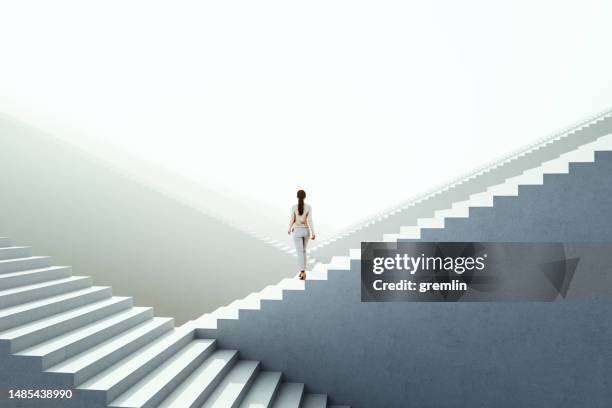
[302,393,327,408]
[0,256,50,265]
[109,339,215,407]
[47,317,173,374]
[239,371,282,408]
[272,383,304,408]
[0,276,90,298]
[0,286,110,319]
[17,306,151,357]
[0,256,51,273]
[158,349,238,407]
[0,266,70,280]
[0,296,130,340]
[79,325,195,392]
[201,360,260,407]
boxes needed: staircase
[194,131,612,330]
[192,133,612,407]
[0,241,348,408]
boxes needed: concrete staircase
[193,136,612,407]
[193,131,612,332]
[0,242,348,408]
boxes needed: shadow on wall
[0,114,296,324]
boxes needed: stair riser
[302,394,328,408]
[72,319,175,386]
[140,343,217,408]
[229,365,260,408]
[258,377,281,408]
[0,267,72,291]
[187,352,240,408]
[41,309,155,370]
[105,330,195,403]
[8,298,133,353]
[0,238,10,248]
[0,247,32,261]
[0,257,51,274]
[0,287,112,332]
[0,277,93,309]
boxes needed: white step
[0,266,72,291]
[239,371,282,408]
[302,394,327,408]
[0,237,11,248]
[0,286,112,332]
[79,325,196,403]
[259,285,284,301]
[0,275,93,309]
[277,278,305,292]
[416,217,444,229]
[17,306,153,370]
[0,256,51,274]
[158,349,238,408]
[272,383,304,407]
[47,317,174,386]
[202,360,260,408]
[0,246,32,261]
[109,339,216,408]
[397,226,420,238]
[0,296,132,353]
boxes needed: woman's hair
[297,190,306,215]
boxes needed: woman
[288,189,315,280]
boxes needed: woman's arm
[288,208,295,234]
[307,207,315,239]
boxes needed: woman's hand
[311,235,316,240]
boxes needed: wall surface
[0,116,296,324]
[199,151,612,407]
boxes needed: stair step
[0,286,112,332]
[18,307,153,370]
[239,371,282,408]
[0,246,32,261]
[109,339,216,408]
[158,349,238,408]
[0,275,93,309]
[47,317,174,386]
[272,383,304,407]
[302,393,327,408]
[202,360,260,408]
[79,325,196,403]
[0,256,51,274]
[0,296,132,353]
[0,266,72,291]
[0,237,11,248]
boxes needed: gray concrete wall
[199,152,612,407]
[0,116,296,324]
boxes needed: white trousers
[292,227,310,271]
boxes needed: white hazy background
[2,1,612,240]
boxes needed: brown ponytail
[297,190,306,215]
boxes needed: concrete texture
[198,151,612,407]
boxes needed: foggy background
[2,0,612,242]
